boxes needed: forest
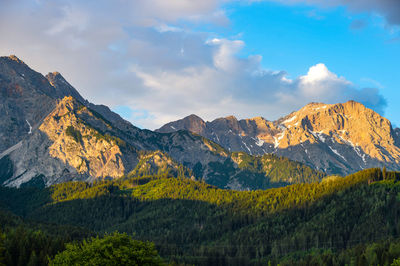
[1,168,400,265]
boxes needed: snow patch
[278,124,286,131]
[242,141,252,155]
[337,136,366,164]
[255,138,264,147]
[328,146,347,162]
[274,132,285,148]
[282,115,297,124]
[26,120,32,134]
[212,132,220,143]
[170,125,176,130]
[314,105,328,111]
[310,130,327,143]
[349,140,367,165]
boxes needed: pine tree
[0,231,5,266]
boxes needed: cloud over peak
[0,0,388,129]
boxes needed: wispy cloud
[0,0,388,129]
[268,0,400,26]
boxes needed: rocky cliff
[158,101,400,175]
[0,55,323,190]
[0,56,57,153]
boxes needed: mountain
[0,55,323,189]
[0,55,58,153]
[157,101,400,175]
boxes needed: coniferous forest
[2,168,400,265]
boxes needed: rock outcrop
[158,101,400,175]
[0,56,57,153]
[0,55,325,189]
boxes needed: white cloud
[127,38,386,128]
[46,6,89,35]
[207,38,246,72]
[0,0,387,130]
[116,0,229,26]
[299,63,352,98]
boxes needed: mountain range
[1,55,399,190]
[157,101,400,175]
[0,55,324,190]
[2,55,400,265]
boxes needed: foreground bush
[50,232,164,266]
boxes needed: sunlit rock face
[0,55,327,189]
[1,95,201,187]
[0,56,218,187]
[2,96,139,187]
[158,101,400,175]
[0,56,230,188]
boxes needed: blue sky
[223,1,400,124]
[1,0,399,129]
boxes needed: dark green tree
[50,232,164,266]
[0,230,5,266]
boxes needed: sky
[0,0,399,129]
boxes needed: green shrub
[65,126,82,143]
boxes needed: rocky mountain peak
[45,71,85,103]
[251,116,269,123]
[225,115,238,121]
[184,114,206,126]
[157,114,206,134]
[158,100,400,175]
[186,114,204,121]
[1,55,325,190]
[265,101,399,166]
[46,71,63,82]
[4,55,26,65]
[212,116,240,130]
[0,56,59,153]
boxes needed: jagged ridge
[157,101,400,175]
[0,55,324,190]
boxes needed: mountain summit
[157,101,400,175]
[0,55,323,190]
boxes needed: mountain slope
[1,95,323,189]
[1,168,399,264]
[2,96,160,187]
[158,101,400,175]
[0,56,57,153]
[0,55,323,189]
